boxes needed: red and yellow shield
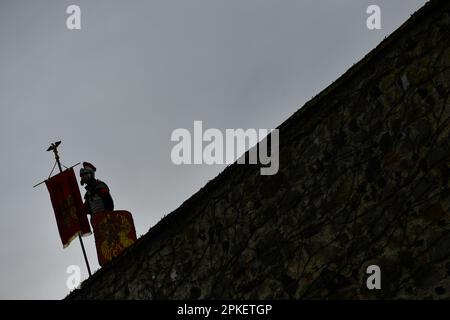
[90,210,137,266]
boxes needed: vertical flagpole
[47,141,92,277]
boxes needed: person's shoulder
[94,179,109,190]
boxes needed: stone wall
[68,0,450,299]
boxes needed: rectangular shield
[90,210,137,266]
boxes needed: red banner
[45,168,91,247]
[91,210,137,266]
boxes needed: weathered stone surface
[67,0,450,300]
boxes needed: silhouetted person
[79,162,114,216]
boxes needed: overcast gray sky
[0,0,427,299]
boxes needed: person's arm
[97,187,114,211]
[83,201,90,216]
[82,193,91,216]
